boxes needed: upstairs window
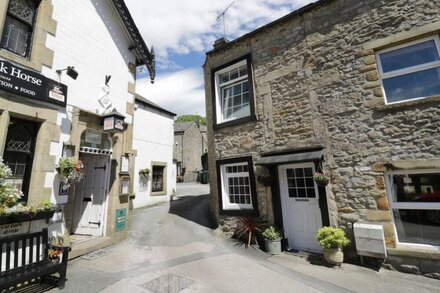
[1,0,38,57]
[212,55,255,128]
[376,36,440,104]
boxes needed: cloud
[125,0,315,68]
[136,68,206,116]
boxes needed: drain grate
[140,273,195,293]
[81,248,111,261]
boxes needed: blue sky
[126,0,315,116]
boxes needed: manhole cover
[140,273,195,293]
[81,249,111,261]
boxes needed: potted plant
[48,248,62,263]
[56,157,84,187]
[316,226,350,266]
[262,226,282,255]
[314,172,329,187]
[139,168,150,179]
[235,217,267,248]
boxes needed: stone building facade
[204,0,440,276]
[174,121,208,182]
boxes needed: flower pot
[264,239,282,255]
[323,247,344,266]
[0,210,55,225]
[314,178,329,187]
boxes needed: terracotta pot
[323,247,344,266]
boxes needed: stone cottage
[203,0,440,275]
[174,121,208,182]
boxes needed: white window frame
[214,59,250,124]
[220,161,253,210]
[384,168,440,250]
[376,36,440,105]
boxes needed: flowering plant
[48,248,62,259]
[0,160,23,208]
[139,168,150,178]
[313,172,329,186]
[56,158,84,185]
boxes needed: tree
[176,114,206,125]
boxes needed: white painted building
[132,94,176,208]
[0,0,155,256]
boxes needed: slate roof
[135,94,176,117]
[174,121,195,133]
[110,0,155,83]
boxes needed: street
[52,183,440,293]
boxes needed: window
[212,55,255,127]
[1,0,38,57]
[3,118,38,202]
[218,158,259,214]
[152,165,164,192]
[385,170,440,247]
[286,166,316,198]
[376,37,440,104]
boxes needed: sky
[125,0,315,117]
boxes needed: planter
[314,178,329,187]
[0,210,55,225]
[264,238,282,255]
[323,247,344,266]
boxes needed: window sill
[151,191,166,196]
[219,208,259,217]
[368,95,440,111]
[388,246,440,260]
[0,49,41,72]
[214,115,257,131]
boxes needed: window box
[385,169,440,249]
[0,209,55,225]
[211,55,256,129]
[216,156,258,216]
[376,36,440,105]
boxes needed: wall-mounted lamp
[56,66,79,80]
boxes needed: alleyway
[51,183,439,293]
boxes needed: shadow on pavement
[168,194,217,229]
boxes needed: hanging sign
[0,59,68,107]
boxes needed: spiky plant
[235,217,267,247]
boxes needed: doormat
[139,273,195,293]
[81,248,111,261]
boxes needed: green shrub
[262,226,282,240]
[316,226,350,249]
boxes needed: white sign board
[353,223,387,259]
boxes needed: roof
[174,121,195,132]
[206,0,334,55]
[110,0,155,83]
[135,94,176,116]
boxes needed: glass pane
[286,169,294,177]
[229,195,234,203]
[289,189,297,198]
[239,65,247,77]
[391,173,440,203]
[393,209,440,246]
[287,179,296,188]
[383,67,440,103]
[295,168,304,177]
[380,40,439,73]
[305,178,314,188]
[242,93,250,104]
[233,84,242,95]
[307,188,316,198]
[230,69,239,80]
[304,168,313,177]
[233,96,241,106]
[242,81,249,92]
[220,73,229,83]
[297,188,306,198]
[296,178,305,188]
[245,196,251,204]
[243,165,248,172]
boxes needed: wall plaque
[0,222,31,238]
[115,208,126,232]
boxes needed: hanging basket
[314,172,329,187]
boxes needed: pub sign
[0,59,68,107]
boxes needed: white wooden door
[73,154,109,236]
[278,162,323,252]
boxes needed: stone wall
[204,0,440,255]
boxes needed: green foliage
[316,227,350,249]
[56,157,84,184]
[262,226,282,240]
[176,115,206,126]
[139,168,150,178]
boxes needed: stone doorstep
[69,234,125,260]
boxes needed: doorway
[278,162,323,252]
[72,153,110,236]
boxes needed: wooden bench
[0,228,69,291]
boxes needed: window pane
[305,178,314,188]
[230,69,239,80]
[304,168,313,177]
[297,188,306,198]
[380,40,439,73]
[289,189,297,198]
[393,209,440,246]
[296,178,305,188]
[383,67,440,103]
[295,168,304,177]
[391,173,440,203]
[1,16,30,56]
[220,73,229,83]
[286,169,294,177]
[239,65,247,77]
